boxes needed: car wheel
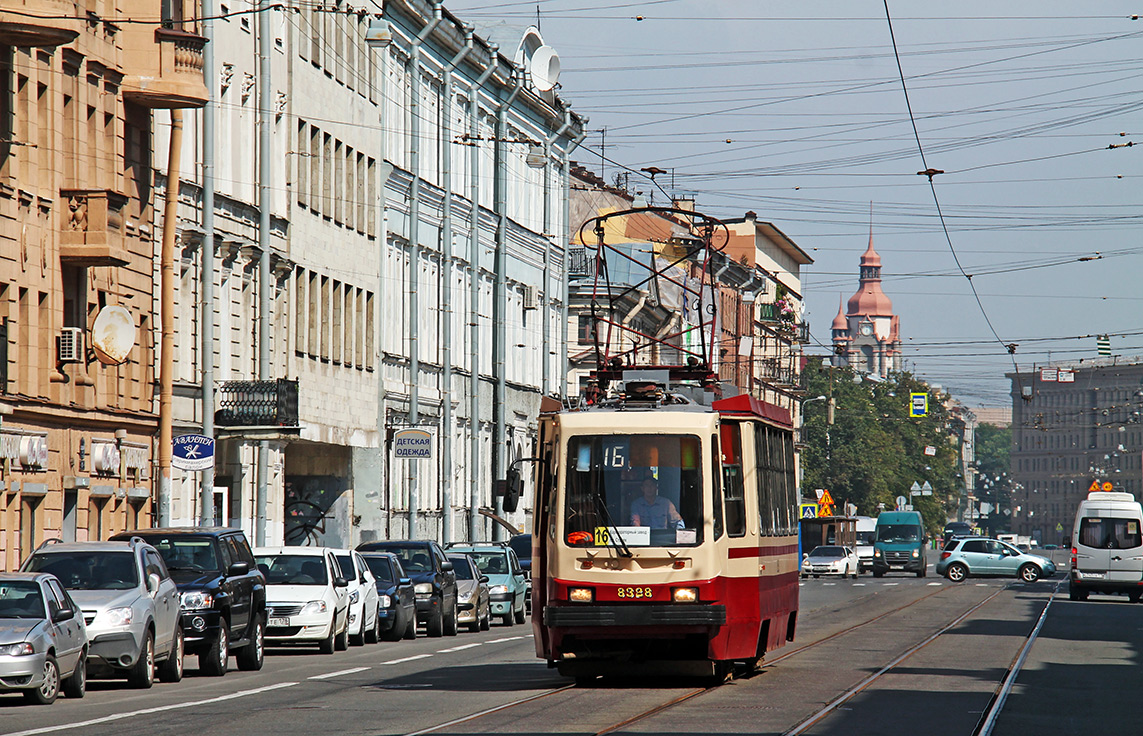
[444,602,459,637]
[334,618,349,651]
[480,605,490,631]
[199,625,229,676]
[514,597,526,624]
[873,570,884,578]
[1019,564,1040,583]
[945,563,968,583]
[62,652,86,699]
[404,613,417,640]
[127,632,155,689]
[467,615,481,633]
[319,622,337,654]
[25,655,59,705]
[365,610,381,644]
[236,616,265,671]
[157,628,184,682]
[427,606,445,638]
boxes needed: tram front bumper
[544,604,726,628]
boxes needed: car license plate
[1078,572,1105,580]
[269,617,290,627]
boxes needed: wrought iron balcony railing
[215,379,299,428]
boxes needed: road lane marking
[882,583,899,586]
[0,682,298,736]
[823,583,836,586]
[383,654,433,665]
[438,643,483,653]
[928,582,942,586]
[309,666,371,680]
[853,583,866,586]
[485,635,529,643]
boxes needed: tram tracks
[401,580,1046,736]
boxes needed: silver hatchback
[0,573,87,704]
[22,539,184,688]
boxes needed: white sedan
[254,547,349,654]
[801,546,860,579]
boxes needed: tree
[800,364,962,537]
[973,423,1012,535]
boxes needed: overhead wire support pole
[255,0,273,545]
[200,0,217,526]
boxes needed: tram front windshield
[564,434,704,548]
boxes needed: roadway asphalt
[2,551,1139,736]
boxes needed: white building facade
[157,0,584,546]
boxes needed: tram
[529,207,800,680]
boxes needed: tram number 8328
[616,586,654,599]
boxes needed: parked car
[253,547,349,653]
[112,527,265,676]
[359,552,416,641]
[23,539,183,688]
[447,553,490,633]
[801,545,859,579]
[508,534,532,611]
[445,543,527,626]
[356,540,458,637]
[332,549,380,646]
[937,537,1057,583]
[0,572,87,704]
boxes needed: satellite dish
[91,305,136,365]
[530,45,561,92]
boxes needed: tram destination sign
[393,428,433,459]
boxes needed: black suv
[113,527,266,676]
[356,540,457,638]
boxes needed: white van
[854,516,876,573]
[1069,491,1143,602]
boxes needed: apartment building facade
[0,0,207,566]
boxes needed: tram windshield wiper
[592,492,632,557]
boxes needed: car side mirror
[333,576,349,588]
[227,561,251,577]
[52,607,75,623]
[480,575,489,583]
[399,577,411,585]
[146,572,161,595]
[441,561,453,572]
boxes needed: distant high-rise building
[831,230,902,379]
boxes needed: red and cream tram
[531,381,800,680]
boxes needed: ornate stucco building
[831,233,901,379]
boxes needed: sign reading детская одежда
[393,428,433,459]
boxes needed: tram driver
[630,477,684,529]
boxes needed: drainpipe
[200,0,216,526]
[492,70,522,541]
[255,0,273,545]
[439,26,473,545]
[158,110,183,528]
[560,125,588,398]
[406,2,443,539]
[541,111,573,397]
[469,47,499,541]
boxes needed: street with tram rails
[3,549,1137,736]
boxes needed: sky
[447,0,1143,407]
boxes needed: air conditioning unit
[57,327,84,364]
[522,285,539,311]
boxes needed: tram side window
[563,434,704,548]
[777,430,796,534]
[756,426,795,535]
[720,423,746,538]
[711,437,724,540]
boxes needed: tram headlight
[568,587,594,603]
[672,587,698,603]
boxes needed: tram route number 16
[602,442,627,468]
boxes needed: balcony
[122,27,208,109]
[58,189,131,267]
[0,0,81,48]
[216,379,300,428]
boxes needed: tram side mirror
[498,468,522,513]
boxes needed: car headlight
[378,595,391,608]
[299,600,328,616]
[912,549,920,558]
[413,583,433,596]
[0,642,34,656]
[349,590,360,605]
[489,584,508,595]
[180,591,214,610]
[874,549,882,557]
[98,606,134,627]
[458,589,473,603]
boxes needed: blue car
[359,553,417,641]
[445,544,527,626]
[937,537,1056,583]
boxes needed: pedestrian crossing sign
[800,503,819,520]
